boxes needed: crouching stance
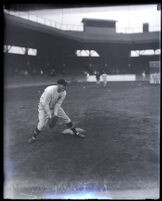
[28,79,85,143]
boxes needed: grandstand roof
[4,12,160,48]
[82,18,117,23]
[65,30,160,44]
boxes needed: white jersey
[39,85,66,118]
[102,73,107,81]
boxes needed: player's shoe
[74,131,86,138]
[28,136,38,144]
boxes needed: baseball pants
[37,104,71,131]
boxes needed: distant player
[28,79,85,143]
[142,71,146,81]
[101,71,108,87]
[84,71,89,81]
[154,72,159,84]
[94,71,101,85]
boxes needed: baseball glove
[48,116,58,128]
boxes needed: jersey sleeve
[54,92,66,116]
[40,89,52,118]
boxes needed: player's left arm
[54,92,66,116]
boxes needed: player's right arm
[40,90,52,118]
[54,92,66,116]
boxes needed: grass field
[4,80,160,199]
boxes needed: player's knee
[37,125,43,131]
[63,116,71,124]
[37,122,46,131]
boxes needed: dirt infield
[4,81,160,199]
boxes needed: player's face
[57,84,66,92]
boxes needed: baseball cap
[57,79,67,87]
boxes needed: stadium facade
[3,11,161,77]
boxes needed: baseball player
[28,79,85,143]
[142,71,146,81]
[101,71,108,87]
[94,71,101,85]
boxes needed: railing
[4,9,83,31]
[4,9,160,33]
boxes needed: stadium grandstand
[3,5,161,85]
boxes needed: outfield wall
[87,74,136,82]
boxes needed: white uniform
[37,85,71,131]
[142,71,146,81]
[101,73,108,87]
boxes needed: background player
[101,71,108,87]
[94,70,101,86]
[142,71,146,81]
[28,79,85,143]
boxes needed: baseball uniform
[37,85,71,131]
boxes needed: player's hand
[48,116,58,128]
